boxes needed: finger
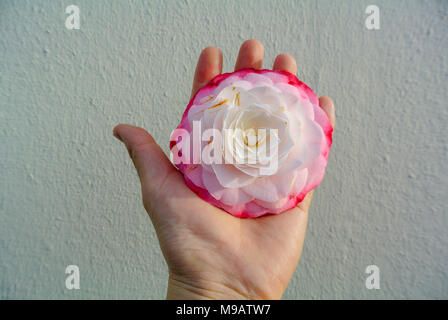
[234,39,264,71]
[318,96,335,127]
[273,53,297,75]
[190,46,223,100]
[113,124,178,204]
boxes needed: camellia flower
[170,68,333,218]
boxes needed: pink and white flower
[170,68,333,218]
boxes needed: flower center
[243,128,264,147]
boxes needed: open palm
[113,40,335,299]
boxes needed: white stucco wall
[1,0,447,299]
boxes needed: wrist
[166,274,254,300]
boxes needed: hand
[113,39,335,300]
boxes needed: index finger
[190,46,223,100]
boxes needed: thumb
[113,124,177,211]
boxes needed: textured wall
[1,0,447,299]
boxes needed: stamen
[207,99,228,110]
[200,95,214,104]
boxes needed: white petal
[212,163,256,188]
[276,116,324,174]
[214,75,245,93]
[291,168,308,195]
[220,188,253,206]
[275,83,314,119]
[202,168,253,205]
[254,197,289,210]
[243,73,274,86]
[242,178,279,202]
[230,80,253,91]
[247,86,282,106]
